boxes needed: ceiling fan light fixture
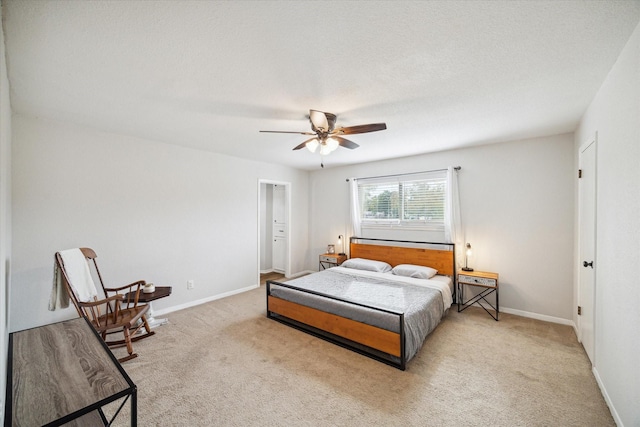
[260,109,387,167]
[305,139,319,153]
[319,137,340,155]
[325,137,339,152]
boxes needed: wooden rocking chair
[54,247,155,362]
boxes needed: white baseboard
[153,284,259,317]
[286,270,314,279]
[501,306,575,327]
[152,270,314,317]
[593,366,623,426]
[260,269,286,274]
[156,287,574,332]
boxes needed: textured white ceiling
[3,1,640,170]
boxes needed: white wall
[0,1,13,419]
[309,134,575,321]
[574,21,640,427]
[10,115,309,332]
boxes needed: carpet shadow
[221,312,446,414]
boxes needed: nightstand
[319,253,347,270]
[457,270,499,321]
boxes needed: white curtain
[349,177,362,239]
[444,166,464,269]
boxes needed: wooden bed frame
[266,237,455,370]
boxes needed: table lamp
[338,235,345,255]
[462,243,474,271]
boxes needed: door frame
[577,133,597,364]
[257,179,291,284]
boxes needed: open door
[258,180,291,284]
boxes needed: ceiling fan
[260,109,387,167]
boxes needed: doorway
[578,134,597,365]
[258,180,291,285]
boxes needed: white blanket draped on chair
[49,248,99,310]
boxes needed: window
[357,170,446,230]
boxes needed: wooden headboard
[350,240,455,276]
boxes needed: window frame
[357,170,447,232]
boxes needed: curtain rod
[345,166,461,182]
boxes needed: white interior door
[578,136,597,365]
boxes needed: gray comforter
[269,268,447,362]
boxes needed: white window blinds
[357,170,447,229]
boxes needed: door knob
[583,261,594,268]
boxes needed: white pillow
[392,264,438,279]
[341,258,392,273]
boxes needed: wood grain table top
[6,317,136,426]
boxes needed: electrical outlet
[187,280,194,290]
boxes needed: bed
[266,237,456,370]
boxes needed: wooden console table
[4,317,137,426]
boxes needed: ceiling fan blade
[292,137,318,150]
[309,110,329,132]
[260,130,316,135]
[333,136,359,149]
[333,123,387,135]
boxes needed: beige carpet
[109,286,614,426]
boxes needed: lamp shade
[306,139,319,153]
[326,137,339,151]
